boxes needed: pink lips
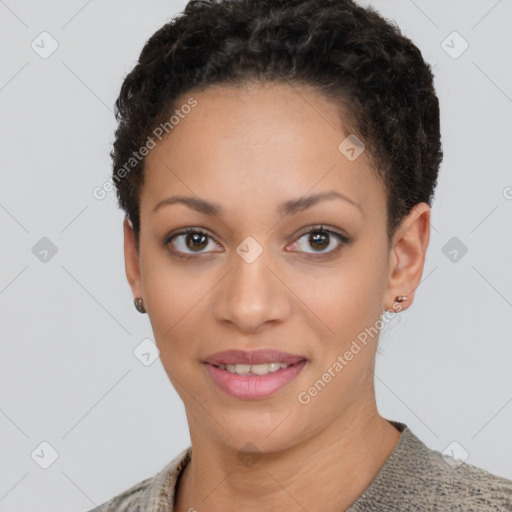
[203,349,307,366]
[203,349,308,400]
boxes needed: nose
[212,247,292,333]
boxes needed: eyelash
[164,225,351,260]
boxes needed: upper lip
[203,349,308,366]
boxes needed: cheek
[140,254,211,361]
[292,259,384,337]
[145,287,206,402]
[295,271,385,414]
[292,249,389,391]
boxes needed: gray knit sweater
[88,421,512,511]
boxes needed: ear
[384,202,431,312]
[123,217,143,301]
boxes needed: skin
[123,81,431,512]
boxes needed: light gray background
[0,0,511,510]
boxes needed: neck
[174,409,402,512]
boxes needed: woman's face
[124,81,429,453]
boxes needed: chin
[212,409,303,453]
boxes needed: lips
[204,358,308,400]
[203,349,308,367]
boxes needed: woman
[90,0,512,510]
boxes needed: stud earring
[386,295,409,312]
[134,297,146,314]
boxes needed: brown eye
[289,225,350,257]
[165,227,222,256]
[308,231,330,251]
[184,232,208,251]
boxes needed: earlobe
[123,217,142,299]
[385,203,431,312]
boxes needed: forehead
[142,82,385,217]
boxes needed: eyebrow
[152,190,363,217]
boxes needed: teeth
[218,362,291,375]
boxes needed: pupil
[310,231,328,251]
[187,233,207,251]
[183,231,330,253]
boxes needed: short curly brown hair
[110,0,443,246]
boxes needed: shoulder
[86,447,191,512]
[349,423,512,512]
[418,445,512,511]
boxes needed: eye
[164,224,350,260]
[287,225,350,257]
[165,227,222,258]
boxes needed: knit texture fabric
[88,421,512,511]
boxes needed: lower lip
[204,361,307,400]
